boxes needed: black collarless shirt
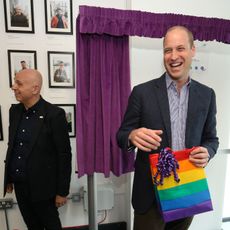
[9,99,42,182]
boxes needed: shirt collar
[23,97,42,114]
[165,73,191,89]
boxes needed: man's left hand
[189,146,210,168]
[55,195,67,208]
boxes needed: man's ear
[191,45,196,57]
[32,85,40,94]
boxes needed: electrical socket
[0,198,14,209]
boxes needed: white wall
[131,0,230,19]
[0,0,230,229]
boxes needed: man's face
[21,62,27,69]
[57,9,63,16]
[59,63,64,69]
[15,7,22,15]
[163,28,195,82]
[12,72,35,104]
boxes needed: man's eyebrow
[163,47,172,52]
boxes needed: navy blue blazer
[4,98,72,202]
[117,74,219,213]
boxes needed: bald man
[3,69,72,230]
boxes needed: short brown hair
[163,26,194,48]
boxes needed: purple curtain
[76,17,134,177]
[76,5,230,177]
[79,5,230,44]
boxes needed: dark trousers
[14,182,62,230]
[134,205,193,230]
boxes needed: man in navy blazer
[4,69,72,229]
[117,26,219,230]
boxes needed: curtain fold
[79,5,230,44]
[76,16,134,177]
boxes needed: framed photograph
[48,51,75,88]
[3,0,34,33]
[56,104,76,137]
[44,0,73,34]
[0,106,3,141]
[8,50,37,87]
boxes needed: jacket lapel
[154,74,171,147]
[185,80,201,147]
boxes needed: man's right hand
[128,128,163,152]
[6,183,14,193]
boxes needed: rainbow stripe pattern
[149,148,213,222]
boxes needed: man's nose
[171,50,178,60]
[11,83,17,90]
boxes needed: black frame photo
[8,50,37,87]
[44,0,73,34]
[3,0,34,33]
[48,51,75,88]
[0,106,3,141]
[56,104,76,137]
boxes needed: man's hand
[128,128,163,152]
[55,195,67,208]
[6,183,14,193]
[189,146,210,168]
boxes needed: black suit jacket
[117,74,219,213]
[4,98,72,202]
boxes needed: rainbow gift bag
[149,148,213,222]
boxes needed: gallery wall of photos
[0,0,77,141]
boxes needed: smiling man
[3,69,72,230]
[163,26,195,88]
[116,26,219,230]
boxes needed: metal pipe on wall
[87,174,98,230]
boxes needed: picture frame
[44,0,73,34]
[3,0,34,33]
[8,50,37,87]
[55,104,76,137]
[48,51,75,88]
[0,106,3,141]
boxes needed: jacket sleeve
[116,86,142,151]
[50,108,72,196]
[201,89,219,159]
